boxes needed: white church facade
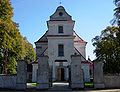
[32,6,92,82]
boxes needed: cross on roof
[59,0,62,5]
[59,2,62,4]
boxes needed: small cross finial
[59,0,62,5]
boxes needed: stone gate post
[94,61,105,88]
[16,60,27,90]
[37,56,50,89]
[70,55,84,89]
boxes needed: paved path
[1,89,120,92]
[48,82,72,91]
[26,82,120,92]
[27,83,36,89]
[1,82,120,92]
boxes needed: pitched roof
[35,31,87,44]
[74,31,87,43]
[74,47,86,60]
[35,31,48,43]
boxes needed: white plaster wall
[32,64,38,82]
[74,32,87,59]
[47,21,75,36]
[48,37,74,80]
[48,37,74,65]
[74,43,86,59]
[81,63,90,82]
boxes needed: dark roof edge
[74,31,87,43]
[35,31,48,43]
[74,47,86,60]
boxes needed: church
[32,6,93,82]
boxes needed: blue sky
[10,0,115,60]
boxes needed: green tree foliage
[112,0,120,26]
[113,0,120,53]
[23,37,36,64]
[92,26,120,74]
[0,0,35,74]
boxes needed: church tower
[47,6,75,81]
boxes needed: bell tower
[47,6,75,81]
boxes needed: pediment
[50,6,72,21]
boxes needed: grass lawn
[85,82,93,88]
[29,82,93,88]
[31,83,37,86]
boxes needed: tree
[0,0,17,74]
[113,0,120,52]
[92,26,120,74]
[0,0,35,74]
[23,37,35,64]
[112,0,120,26]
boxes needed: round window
[59,12,63,16]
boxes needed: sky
[10,0,115,60]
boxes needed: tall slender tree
[113,0,120,26]
[0,0,35,74]
[92,0,120,74]
[113,0,120,48]
[0,0,16,74]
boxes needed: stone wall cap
[32,62,38,64]
[17,60,27,63]
[38,55,49,58]
[0,74,17,76]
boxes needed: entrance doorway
[57,68,65,81]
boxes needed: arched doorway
[57,68,65,81]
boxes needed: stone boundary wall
[0,75,16,89]
[0,61,27,90]
[104,74,120,88]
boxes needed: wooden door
[57,68,64,81]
